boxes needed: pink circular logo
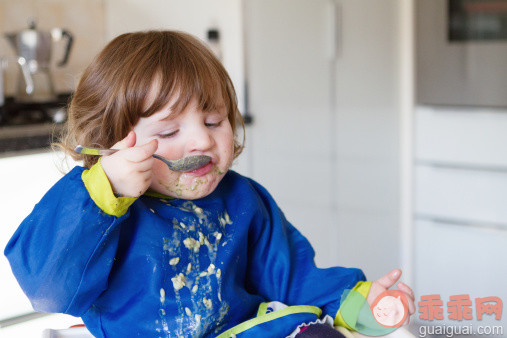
[370,290,409,328]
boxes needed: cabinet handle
[328,0,342,60]
[0,311,52,328]
[416,214,507,232]
[416,160,507,173]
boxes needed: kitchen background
[0,0,506,337]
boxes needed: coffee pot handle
[17,57,34,95]
[57,30,73,67]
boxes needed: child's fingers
[397,282,416,327]
[375,269,402,290]
[135,157,155,173]
[397,282,414,302]
[397,282,416,315]
[111,131,136,150]
[400,289,416,315]
[123,139,159,162]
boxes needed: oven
[417,0,507,108]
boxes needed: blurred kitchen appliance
[417,0,507,107]
[0,56,38,111]
[4,20,73,103]
[206,28,222,61]
[0,57,5,108]
[0,93,70,154]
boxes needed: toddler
[5,30,414,337]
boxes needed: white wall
[243,0,340,268]
[241,0,407,280]
[332,0,404,280]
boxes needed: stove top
[0,93,72,155]
[0,93,72,126]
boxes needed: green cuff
[334,281,372,329]
[81,159,137,217]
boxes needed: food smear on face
[158,163,228,200]
[158,201,232,336]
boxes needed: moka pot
[5,20,73,102]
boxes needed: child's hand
[366,269,416,325]
[100,131,158,197]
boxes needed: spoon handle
[75,145,212,172]
[74,145,119,156]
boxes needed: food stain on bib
[157,200,233,337]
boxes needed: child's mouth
[186,162,213,176]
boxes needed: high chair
[42,324,93,338]
[40,325,414,337]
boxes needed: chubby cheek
[150,162,179,194]
[219,145,234,172]
[219,131,235,170]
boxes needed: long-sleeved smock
[5,163,367,337]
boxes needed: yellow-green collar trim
[81,159,137,217]
[144,190,175,200]
[216,305,321,338]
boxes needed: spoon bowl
[74,145,211,172]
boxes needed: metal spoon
[74,145,211,172]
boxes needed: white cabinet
[415,106,507,167]
[415,165,507,227]
[0,151,80,333]
[243,0,403,276]
[414,219,507,328]
[414,107,507,331]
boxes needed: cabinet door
[244,0,339,268]
[416,106,507,168]
[414,219,507,329]
[415,164,507,226]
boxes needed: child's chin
[161,181,218,200]
[175,189,213,200]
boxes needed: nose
[186,124,214,153]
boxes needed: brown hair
[57,30,244,168]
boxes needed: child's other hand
[101,131,158,197]
[366,269,416,325]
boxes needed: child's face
[133,95,234,199]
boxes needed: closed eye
[205,120,223,128]
[158,130,178,138]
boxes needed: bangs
[141,34,230,118]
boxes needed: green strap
[217,305,322,338]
